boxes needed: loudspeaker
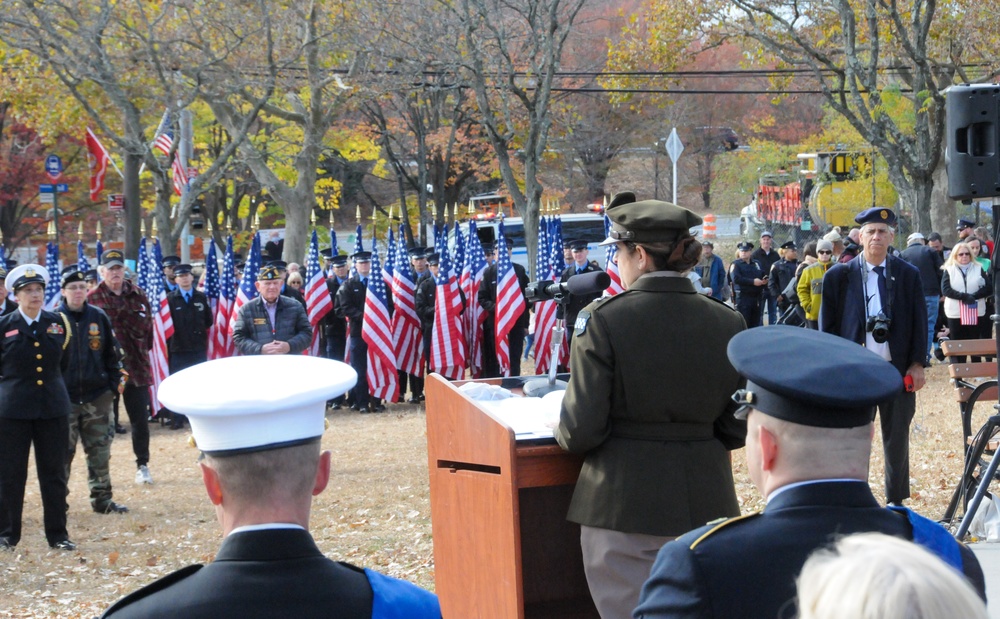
[946,84,1000,201]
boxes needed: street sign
[45,154,63,182]
[108,194,125,212]
[665,128,684,163]
[40,192,54,204]
[55,183,68,193]
[39,184,54,192]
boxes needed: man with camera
[820,207,927,507]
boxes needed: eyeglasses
[817,250,833,255]
[956,252,971,256]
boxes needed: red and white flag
[86,128,111,201]
[493,222,526,376]
[462,222,488,377]
[390,228,422,376]
[363,250,399,402]
[304,230,333,355]
[430,246,466,379]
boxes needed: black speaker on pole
[946,83,1000,201]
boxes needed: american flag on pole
[603,215,625,296]
[43,241,61,311]
[493,221,526,376]
[228,233,261,343]
[304,230,333,356]
[430,243,466,379]
[136,238,150,293]
[203,240,221,359]
[95,239,104,279]
[462,221,488,376]
[151,111,188,197]
[351,224,364,279]
[212,236,237,359]
[382,226,397,291]
[362,250,399,402]
[146,244,174,413]
[77,239,89,273]
[390,225,421,376]
[534,217,564,373]
[327,228,339,277]
[960,298,979,326]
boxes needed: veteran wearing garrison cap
[819,207,927,507]
[635,327,985,619]
[0,265,76,551]
[556,192,746,619]
[232,264,312,356]
[100,356,441,618]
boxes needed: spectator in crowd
[967,236,995,344]
[100,356,441,618]
[59,266,129,516]
[480,237,529,376]
[797,239,834,329]
[0,265,75,551]
[795,241,818,278]
[287,272,305,292]
[940,241,992,363]
[975,226,994,257]
[731,241,767,327]
[286,261,301,275]
[900,232,944,363]
[796,533,988,619]
[821,208,927,508]
[823,230,844,261]
[634,327,985,619]
[957,218,976,242]
[232,264,312,357]
[697,241,727,300]
[265,261,306,310]
[89,250,155,485]
[926,232,949,259]
[559,193,746,619]
[768,241,799,314]
[839,228,861,263]
[165,264,213,430]
[751,231,780,324]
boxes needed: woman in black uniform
[0,264,74,550]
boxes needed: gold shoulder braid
[59,312,72,350]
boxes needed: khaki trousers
[581,525,674,619]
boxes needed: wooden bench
[941,339,999,447]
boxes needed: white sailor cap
[5,264,50,292]
[157,356,357,456]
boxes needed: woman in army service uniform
[555,193,747,619]
[0,265,75,551]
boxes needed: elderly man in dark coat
[232,264,312,356]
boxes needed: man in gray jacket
[232,264,312,356]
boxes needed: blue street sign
[39,184,54,192]
[56,184,68,193]
[45,154,63,181]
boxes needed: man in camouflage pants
[58,267,129,514]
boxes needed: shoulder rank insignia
[574,310,591,336]
[689,512,761,550]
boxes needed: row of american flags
[42,211,626,407]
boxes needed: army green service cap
[599,191,703,246]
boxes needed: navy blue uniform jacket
[819,254,927,376]
[0,310,71,419]
[634,481,986,619]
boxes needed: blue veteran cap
[727,326,902,428]
[855,207,897,227]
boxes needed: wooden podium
[425,374,600,619]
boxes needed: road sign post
[665,128,684,204]
[42,155,65,245]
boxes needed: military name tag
[253,318,268,325]
[574,310,591,336]
[47,323,65,335]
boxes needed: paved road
[692,214,742,240]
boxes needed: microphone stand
[523,296,570,398]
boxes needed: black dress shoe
[50,539,76,551]
[350,403,361,411]
[95,502,129,514]
[407,397,422,404]
[367,403,386,413]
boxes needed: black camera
[866,313,891,344]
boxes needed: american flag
[960,297,979,326]
[362,249,399,402]
[493,221,526,376]
[136,238,150,292]
[462,221,488,377]
[212,236,237,359]
[534,216,563,373]
[77,239,89,273]
[146,242,174,413]
[43,241,61,311]
[304,230,333,356]
[228,233,261,344]
[604,215,625,296]
[351,224,364,279]
[327,228,339,277]
[151,111,188,197]
[203,240,221,359]
[390,224,422,377]
[433,222,444,255]
[382,226,397,291]
[430,243,466,379]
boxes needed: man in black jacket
[558,240,600,355]
[751,231,781,324]
[232,265,312,356]
[335,252,390,413]
[59,266,129,515]
[165,264,213,429]
[900,232,945,363]
[322,255,350,408]
[409,248,432,403]
[479,238,530,377]
[768,241,799,314]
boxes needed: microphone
[525,270,612,303]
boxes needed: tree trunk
[123,151,143,261]
[930,160,957,243]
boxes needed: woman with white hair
[796,532,987,619]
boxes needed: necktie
[873,266,888,309]
[183,292,190,304]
